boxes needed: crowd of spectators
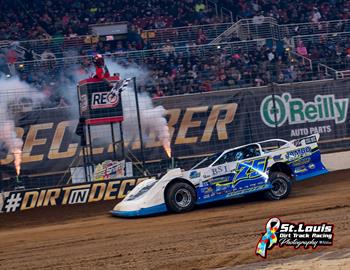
[295,35,350,71]
[1,0,349,42]
[0,0,218,41]
[0,0,349,103]
[220,0,350,24]
[136,40,319,98]
[9,39,317,106]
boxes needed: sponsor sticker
[189,170,201,179]
[91,91,119,109]
[256,217,334,258]
[94,160,125,181]
[286,146,312,161]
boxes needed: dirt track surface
[225,248,350,270]
[0,170,350,270]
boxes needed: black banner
[1,79,350,178]
[0,177,149,213]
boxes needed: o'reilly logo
[260,93,348,127]
[91,92,119,109]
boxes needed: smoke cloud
[62,59,171,156]
[0,57,171,177]
[0,75,45,174]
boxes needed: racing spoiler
[290,133,320,147]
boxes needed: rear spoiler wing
[290,133,320,147]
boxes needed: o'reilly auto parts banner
[261,80,350,150]
[0,79,349,177]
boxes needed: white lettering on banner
[0,178,143,213]
[4,193,23,213]
[290,125,332,137]
[68,189,90,204]
[260,93,348,127]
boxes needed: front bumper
[111,203,168,217]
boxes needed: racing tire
[264,172,291,200]
[165,182,196,213]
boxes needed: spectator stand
[11,37,308,100]
[2,18,350,99]
[141,22,233,47]
[292,31,350,78]
[2,17,349,67]
[210,17,279,44]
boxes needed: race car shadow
[113,193,265,219]
[194,192,264,212]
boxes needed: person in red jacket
[92,54,110,79]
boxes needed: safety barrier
[1,78,349,191]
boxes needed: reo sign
[260,93,348,127]
[91,91,119,109]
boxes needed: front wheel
[264,172,291,200]
[165,182,196,213]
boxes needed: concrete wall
[323,151,350,171]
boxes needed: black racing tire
[264,172,292,200]
[165,182,196,213]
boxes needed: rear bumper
[111,203,167,217]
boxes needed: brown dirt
[0,170,349,270]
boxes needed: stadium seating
[1,0,350,102]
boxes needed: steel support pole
[133,77,146,175]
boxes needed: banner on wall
[94,160,132,181]
[0,177,151,213]
[0,79,350,178]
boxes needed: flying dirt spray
[0,75,44,176]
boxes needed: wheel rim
[174,188,192,208]
[271,178,287,197]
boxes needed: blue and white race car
[112,134,328,217]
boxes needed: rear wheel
[165,182,196,213]
[264,172,291,200]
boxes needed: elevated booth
[76,76,126,182]
[78,76,124,125]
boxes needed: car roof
[221,139,289,155]
[192,139,290,169]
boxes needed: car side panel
[286,146,328,181]
[194,156,271,204]
[267,134,328,181]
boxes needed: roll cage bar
[191,139,290,169]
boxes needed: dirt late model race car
[112,134,328,217]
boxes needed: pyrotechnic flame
[163,142,172,158]
[13,149,22,176]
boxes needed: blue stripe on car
[295,168,328,181]
[111,203,167,217]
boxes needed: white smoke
[121,87,171,153]
[67,59,171,155]
[0,75,45,174]
[0,58,171,177]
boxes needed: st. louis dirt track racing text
[112,134,328,217]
